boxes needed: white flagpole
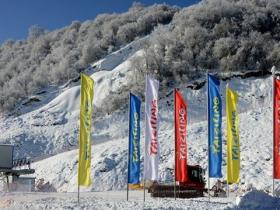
[174,88,177,200]
[207,74,211,201]
[226,85,230,198]
[143,75,147,203]
[127,92,131,201]
[272,71,275,197]
[78,184,80,203]
[78,139,80,203]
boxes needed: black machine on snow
[148,165,207,198]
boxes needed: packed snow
[1,190,280,209]
[1,38,280,209]
[0,191,235,210]
[236,190,280,209]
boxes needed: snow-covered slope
[30,77,276,194]
[0,38,147,159]
[92,36,148,72]
[0,38,280,210]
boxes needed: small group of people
[211,179,226,197]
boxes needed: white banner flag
[144,75,160,181]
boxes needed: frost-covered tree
[28,25,46,41]
[132,0,280,86]
[0,3,178,113]
[2,0,280,113]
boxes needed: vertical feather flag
[78,73,94,186]
[273,77,280,179]
[144,76,160,181]
[208,74,223,178]
[226,87,240,184]
[174,89,188,182]
[128,93,141,184]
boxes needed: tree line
[0,3,177,113]
[1,0,280,113]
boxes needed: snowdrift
[235,190,280,209]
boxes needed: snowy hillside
[28,76,276,194]
[0,37,148,159]
[1,38,280,209]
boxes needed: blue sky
[0,0,200,44]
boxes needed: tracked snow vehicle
[148,165,206,198]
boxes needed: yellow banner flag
[78,73,94,186]
[226,87,240,184]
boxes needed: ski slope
[0,37,280,209]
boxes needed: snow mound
[235,190,280,209]
[33,138,129,192]
[39,86,81,116]
[92,50,143,111]
[92,36,148,71]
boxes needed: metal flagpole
[272,73,275,197]
[127,180,129,201]
[143,75,147,203]
[127,92,131,201]
[174,88,177,200]
[144,180,146,202]
[78,185,80,203]
[272,177,275,197]
[207,73,211,201]
[226,84,230,198]
[208,166,210,200]
[227,180,229,198]
[77,146,80,203]
[174,181,176,200]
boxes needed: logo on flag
[78,73,94,186]
[226,87,240,184]
[128,93,141,184]
[174,89,188,182]
[273,77,280,179]
[144,76,160,181]
[208,74,222,178]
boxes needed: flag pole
[78,185,80,203]
[127,181,129,201]
[77,74,94,204]
[273,176,275,197]
[272,73,275,197]
[174,88,177,200]
[227,180,229,198]
[207,74,211,201]
[127,92,131,201]
[78,99,80,204]
[78,75,80,204]
[144,180,146,202]
[174,180,176,200]
[226,85,230,198]
[143,75,147,203]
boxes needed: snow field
[1,37,280,209]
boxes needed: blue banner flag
[208,74,222,178]
[128,93,141,184]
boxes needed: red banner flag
[274,77,280,179]
[174,89,188,182]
